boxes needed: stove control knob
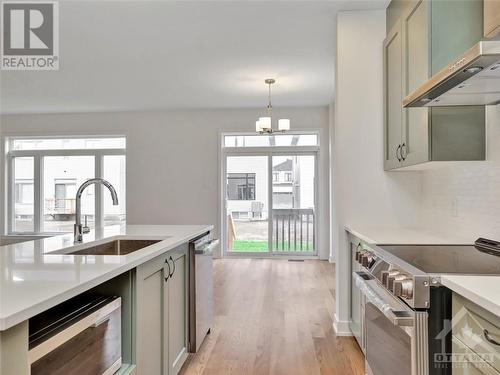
[393,280,404,297]
[393,277,413,299]
[361,253,371,268]
[387,272,406,291]
[357,251,365,265]
[381,270,392,286]
[368,255,377,268]
[355,244,362,261]
[382,270,399,288]
[401,279,414,299]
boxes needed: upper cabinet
[383,20,404,170]
[484,0,500,39]
[384,0,486,171]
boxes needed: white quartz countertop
[0,224,213,331]
[346,226,500,317]
[345,225,475,245]
[440,275,500,317]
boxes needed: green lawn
[231,240,314,253]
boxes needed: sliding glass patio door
[224,152,316,256]
[271,155,316,254]
[226,156,269,253]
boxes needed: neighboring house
[13,156,125,229]
[272,158,298,209]
[227,157,312,220]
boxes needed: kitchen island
[0,224,213,375]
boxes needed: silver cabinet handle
[169,256,175,277]
[484,329,500,346]
[165,258,171,282]
[401,143,407,161]
[396,145,402,162]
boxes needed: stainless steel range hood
[403,40,500,107]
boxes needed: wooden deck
[180,259,364,375]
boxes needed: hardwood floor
[180,259,364,375]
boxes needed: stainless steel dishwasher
[188,232,219,353]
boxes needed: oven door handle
[354,271,414,327]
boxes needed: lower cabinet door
[168,246,189,375]
[452,336,500,375]
[136,254,169,375]
[135,244,189,375]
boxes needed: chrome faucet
[74,178,119,243]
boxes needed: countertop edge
[0,224,213,331]
[440,276,500,318]
[344,226,377,244]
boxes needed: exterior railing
[273,208,315,252]
[45,198,76,215]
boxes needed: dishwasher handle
[194,239,220,255]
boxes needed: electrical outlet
[451,198,459,217]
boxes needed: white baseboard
[332,313,352,336]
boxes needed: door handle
[165,258,171,282]
[396,145,402,162]
[169,256,175,278]
[401,143,407,161]
[484,329,500,346]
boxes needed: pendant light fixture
[255,79,291,134]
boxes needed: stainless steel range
[353,238,500,375]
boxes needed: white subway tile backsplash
[421,106,500,240]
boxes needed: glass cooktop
[377,244,500,275]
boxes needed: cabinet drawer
[452,336,500,375]
[453,294,500,373]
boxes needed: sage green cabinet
[136,243,189,375]
[384,0,486,171]
[383,19,404,170]
[167,246,189,375]
[452,293,500,375]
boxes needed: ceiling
[0,1,388,114]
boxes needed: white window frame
[220,130,321,258]
[5,136,126,235]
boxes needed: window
[7,137,126,234]
[227,173,255,200]
[284,172,292,182]
[15,181,34,204]
[272,172,279,182]
[223,133,318,148]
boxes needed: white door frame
[220,134,320,258]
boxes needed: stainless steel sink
[67,239,162,256]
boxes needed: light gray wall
[1,106,331,259]
[332,10,422,333]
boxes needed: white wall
[332,10,423,333]
[420,105,500,240]
[1,106,331,259]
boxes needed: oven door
[354,272,429,375]
[365,302,412,375]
